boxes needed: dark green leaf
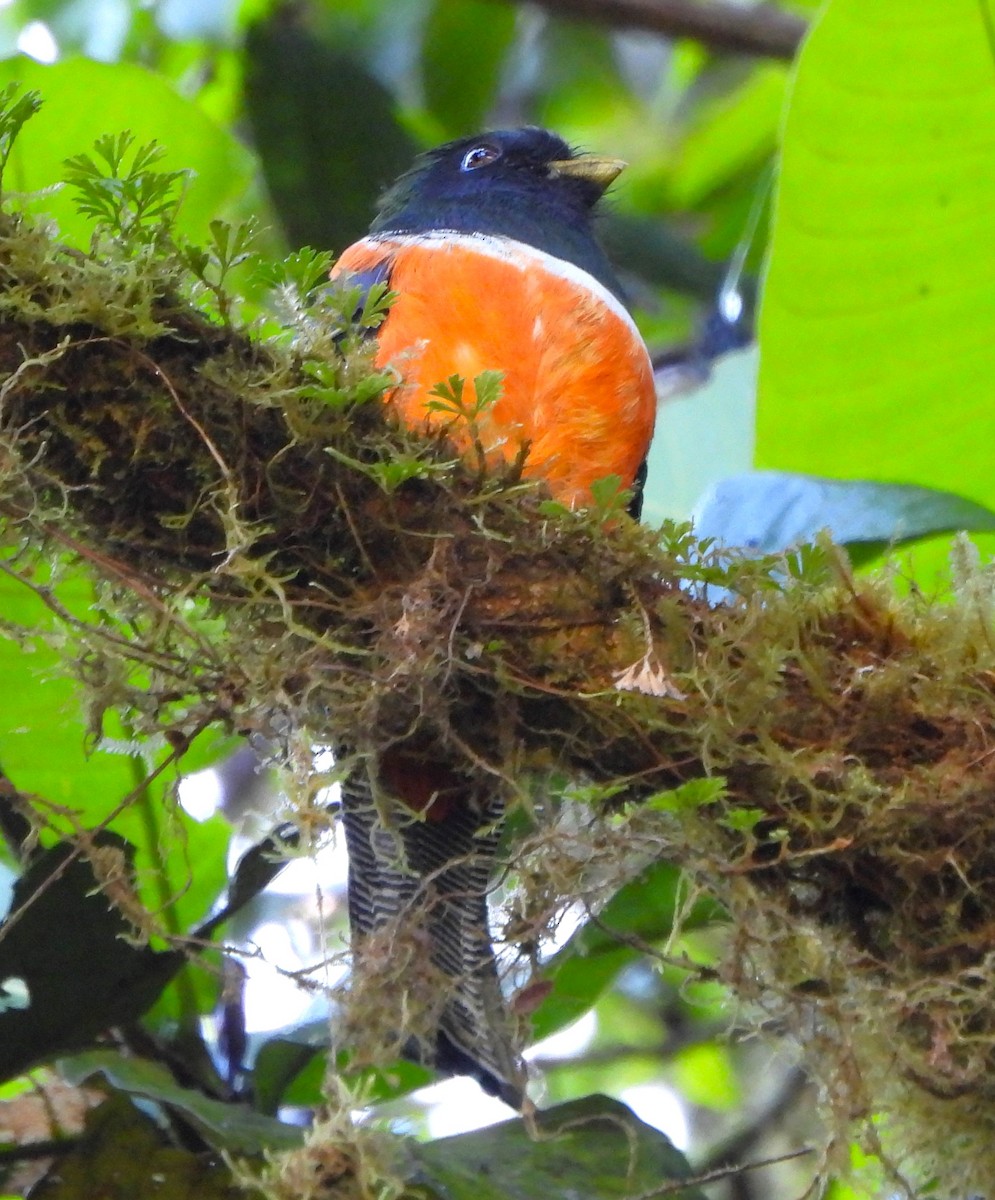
[254,1023,436,1114]
[28,1093,245,1200]
[421,0,516,136]
[413,1094,705,1200]
[252,1021,329,1115]
[61,1050,304,1153]
[244,13,416,251]
[196,822,300,941]
[0,839,183,1083]
[694,471,995,557]
[600,212,743,302]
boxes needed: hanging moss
[4,113,995,1197]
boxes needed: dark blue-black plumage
[370,127,626,300]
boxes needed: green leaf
[255,246,335,296]
[758,2,995,520]
[197,823,299,941]
[588,474,627,515]
[600,211,734,303]
[673,1042,740,1110]
[0,839,183,1083]
[253,1024,437,1114]
[693,471,995,557]
[670,65,786,208]
[0,57,253,247]
[0,563,232,983]
[533,22,634,137]
[413,1094,705,1200]
[0,83,41,195]
[719,806,767,834]
[472,368,505,411]
[244,17,416,251]
[252,1021,330,1115]
[421,0,517,136]
[645,777,727,813]
[63,131,189,238]
[0,566,139,827]
[61,1050,304,1153]
[531,862,721,1042]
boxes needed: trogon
[331,127,656,1106]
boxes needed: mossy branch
[3,193,995,1189]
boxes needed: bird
[329,127,657,1106]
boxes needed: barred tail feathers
[340,753,524,1107]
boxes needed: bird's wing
[331,240,395,329]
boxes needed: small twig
[125,344,233,484]
[628,1145,814,1199]
[530,1025,727,1071]
[0,1137,79,1164]
[495,0,808,60]
[582,904,722,978]
[698,1064,810,1172]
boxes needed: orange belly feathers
[333,232,656,508]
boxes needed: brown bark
[502,0,808,60]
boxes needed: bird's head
[372,127,625,232]
[369,128,626,293]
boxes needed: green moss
[5,90,995,1195]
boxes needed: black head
[370,127,627,296]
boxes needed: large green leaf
[0,56,253,246]
[0,564,231,961]
[758,1,995,507]
[27,1093,248,1200]
[0,565,140,830]
[414,1094,705,1200]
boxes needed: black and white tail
[340,751,525,1107]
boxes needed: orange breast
[333,233,656,507]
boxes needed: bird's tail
[340,748,525,1107]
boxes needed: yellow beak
[548,154,627,194]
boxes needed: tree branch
[503,0,808,60]
[4,207,995,1177]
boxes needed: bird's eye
[460,144,501,172]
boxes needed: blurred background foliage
[1,1,994,1197]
